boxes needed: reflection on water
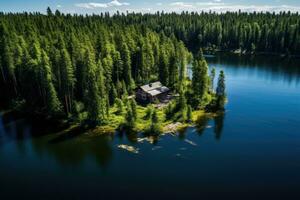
[207,54,300,86]
[189,54,300,87]
[214,113,225,141]
[0,113,114,168]
[0,110,223,168]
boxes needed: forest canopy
[0,9,298,125]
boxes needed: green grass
[89,102,210,135]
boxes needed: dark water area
[1,54,300,199]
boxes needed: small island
[94,49,227,135]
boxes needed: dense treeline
[118,11,300,54]
[0,9,194,125]
[0,9,227,126]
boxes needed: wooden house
[136,81,170,103]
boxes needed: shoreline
[0,108,220,137]
[204,48,300,59]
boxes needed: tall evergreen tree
[192,58,209,108]
[210,68,216,92]
[82,49,101,125]
[39,50,62,115]
[58,39,75,114]
[216,70,226,110]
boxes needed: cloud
[57,5,62,8]
[75,0,130,9]
[196,2,225,6]
[170,2,195,8]
[166,2,300,13]
[202,4,300,13]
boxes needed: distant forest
[0,9,298,124]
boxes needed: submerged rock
[184,139,197,146]
[117,144,139,154]
[137,137,156,144]
[152,146,162,151]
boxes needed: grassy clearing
[89,102,210,135]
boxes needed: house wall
[136,89,151,104]
[136,88,169,104]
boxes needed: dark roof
[139,81,170,96]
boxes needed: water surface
[1,54,300,199]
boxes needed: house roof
[139,82,170,96]
[140,81,162,92]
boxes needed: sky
[1,0,300,14]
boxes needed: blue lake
[1,54,300,199]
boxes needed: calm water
[1,54,300,199]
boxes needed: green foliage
[82,49,102,125]
[151,109,159,124]
[39,50,62,115]
[165,102,174,120]
[187,105,193,122]
[10,99,26,111]
[144,105,154,120]
[124,101,135,129]
[130,99,137,120]
[74,101,87,123]
[192,58,209,108]
[216,70,226,110]
[196,48,205,60]
[0,10,238,123]
[115,98,124,115]
[210,68,216,92]
[146,109,161,135]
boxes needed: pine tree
[168,56,179,90]
[192,58,209,108]
[210,68,216,92]
[195,48,204,61]
[187,105,193,122]
[82,49,101,125]
[149,109,161,135]
[159,47,169,85]
[115,98,124,115]
[130,98,137,120]
[120,42,133,91]
[47,7,53,16]
[96,59,107,121]
[39,50,62,115]
[59,42,75,114]
[216,70,226,110]
[125,101,135,129]
[151,110,158,124]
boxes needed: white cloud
[73,0,300,13]
[170,2,195,8]
[75,0,130,9]
[57,5,62,8]
[166,2,300,13]
[202,4,300,13]
[109,0,129,6]
[196,2,225,6]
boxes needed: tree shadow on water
[48,125,88,144]
[214,112,225,141]
[0,111,70,144]
[195,115,210,136]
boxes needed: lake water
[1,54,300,199]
